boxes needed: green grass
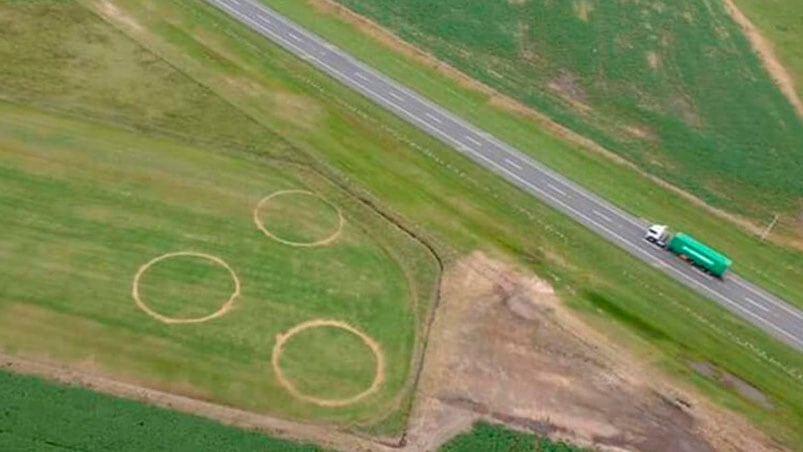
[326,0,802,224]
[440,422,591,452]
[0,369,330,451]
[280,325,379,401]
[732,0,803,100]
[0,102,436,428]
[1,0,803,447]
[257,0,803,309]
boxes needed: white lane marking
[229,0,240,5]
[743,297,770,313]
[731,278,803,321]
[425,112,442,124]
[288,32,303,42]
[388,91,404,102]
[504,158,522,170]
[258,14,271,23]
[547,183,567,196]
[213,0,803,348]
[464,135,483,147]
[593,210,613,222]
[354,72,369,81]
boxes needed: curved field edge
[252,0,803,304]
[0,101,439,432]
[1,0,801,447]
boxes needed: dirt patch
[719,0,803,118]
[647,50,660,70]
[271,319,385,407]
[547,71,591,113]
[403,252,776,451]
[691,361,773,409]
[132,251,240,324]
[573,0,595,22]
[96,0,144,33]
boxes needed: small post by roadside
[760,214,779,241]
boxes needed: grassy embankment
[0,369,329,451]
[732,0,803,99]
[261,0,803,308]
[1,0,802,446]
[321,0,803,238]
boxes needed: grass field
[255,0,803,310]
[325,0,803,226]
[0,102,438,429]
[0,369,329,451]
[1,0,803,447]
[732,0,803,100]
[441,422,591,452]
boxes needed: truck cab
[645,224,670,248]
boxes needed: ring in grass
[253,190,345,248]
[272,319,385,407]
[132,252,240,324]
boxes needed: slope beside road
[207,0,803,350]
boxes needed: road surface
[207,0,803,350]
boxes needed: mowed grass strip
[0,101,432,426]
[0,369,330,451]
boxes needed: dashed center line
[743,297,770,312]
[288,33,302,42]
[425,112,442,124]
[258,14,271,23]
[504,158,522,170]
[354,72,369,81]
[592,210,613,222]
[547,183,567,196]
[464,135,483,147]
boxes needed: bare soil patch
[719,0,803,118]
[403,252,776,451]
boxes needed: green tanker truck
[644,224,732,278]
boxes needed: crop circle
[272,319,385,407]
[253,190,345,247]
[132,252,240,324]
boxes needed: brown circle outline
[272,319,385,407]
[253,190,345,248]
[132,252,241,324]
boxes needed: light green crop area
[0,0,802,446]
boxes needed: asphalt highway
[208,0,803,350]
